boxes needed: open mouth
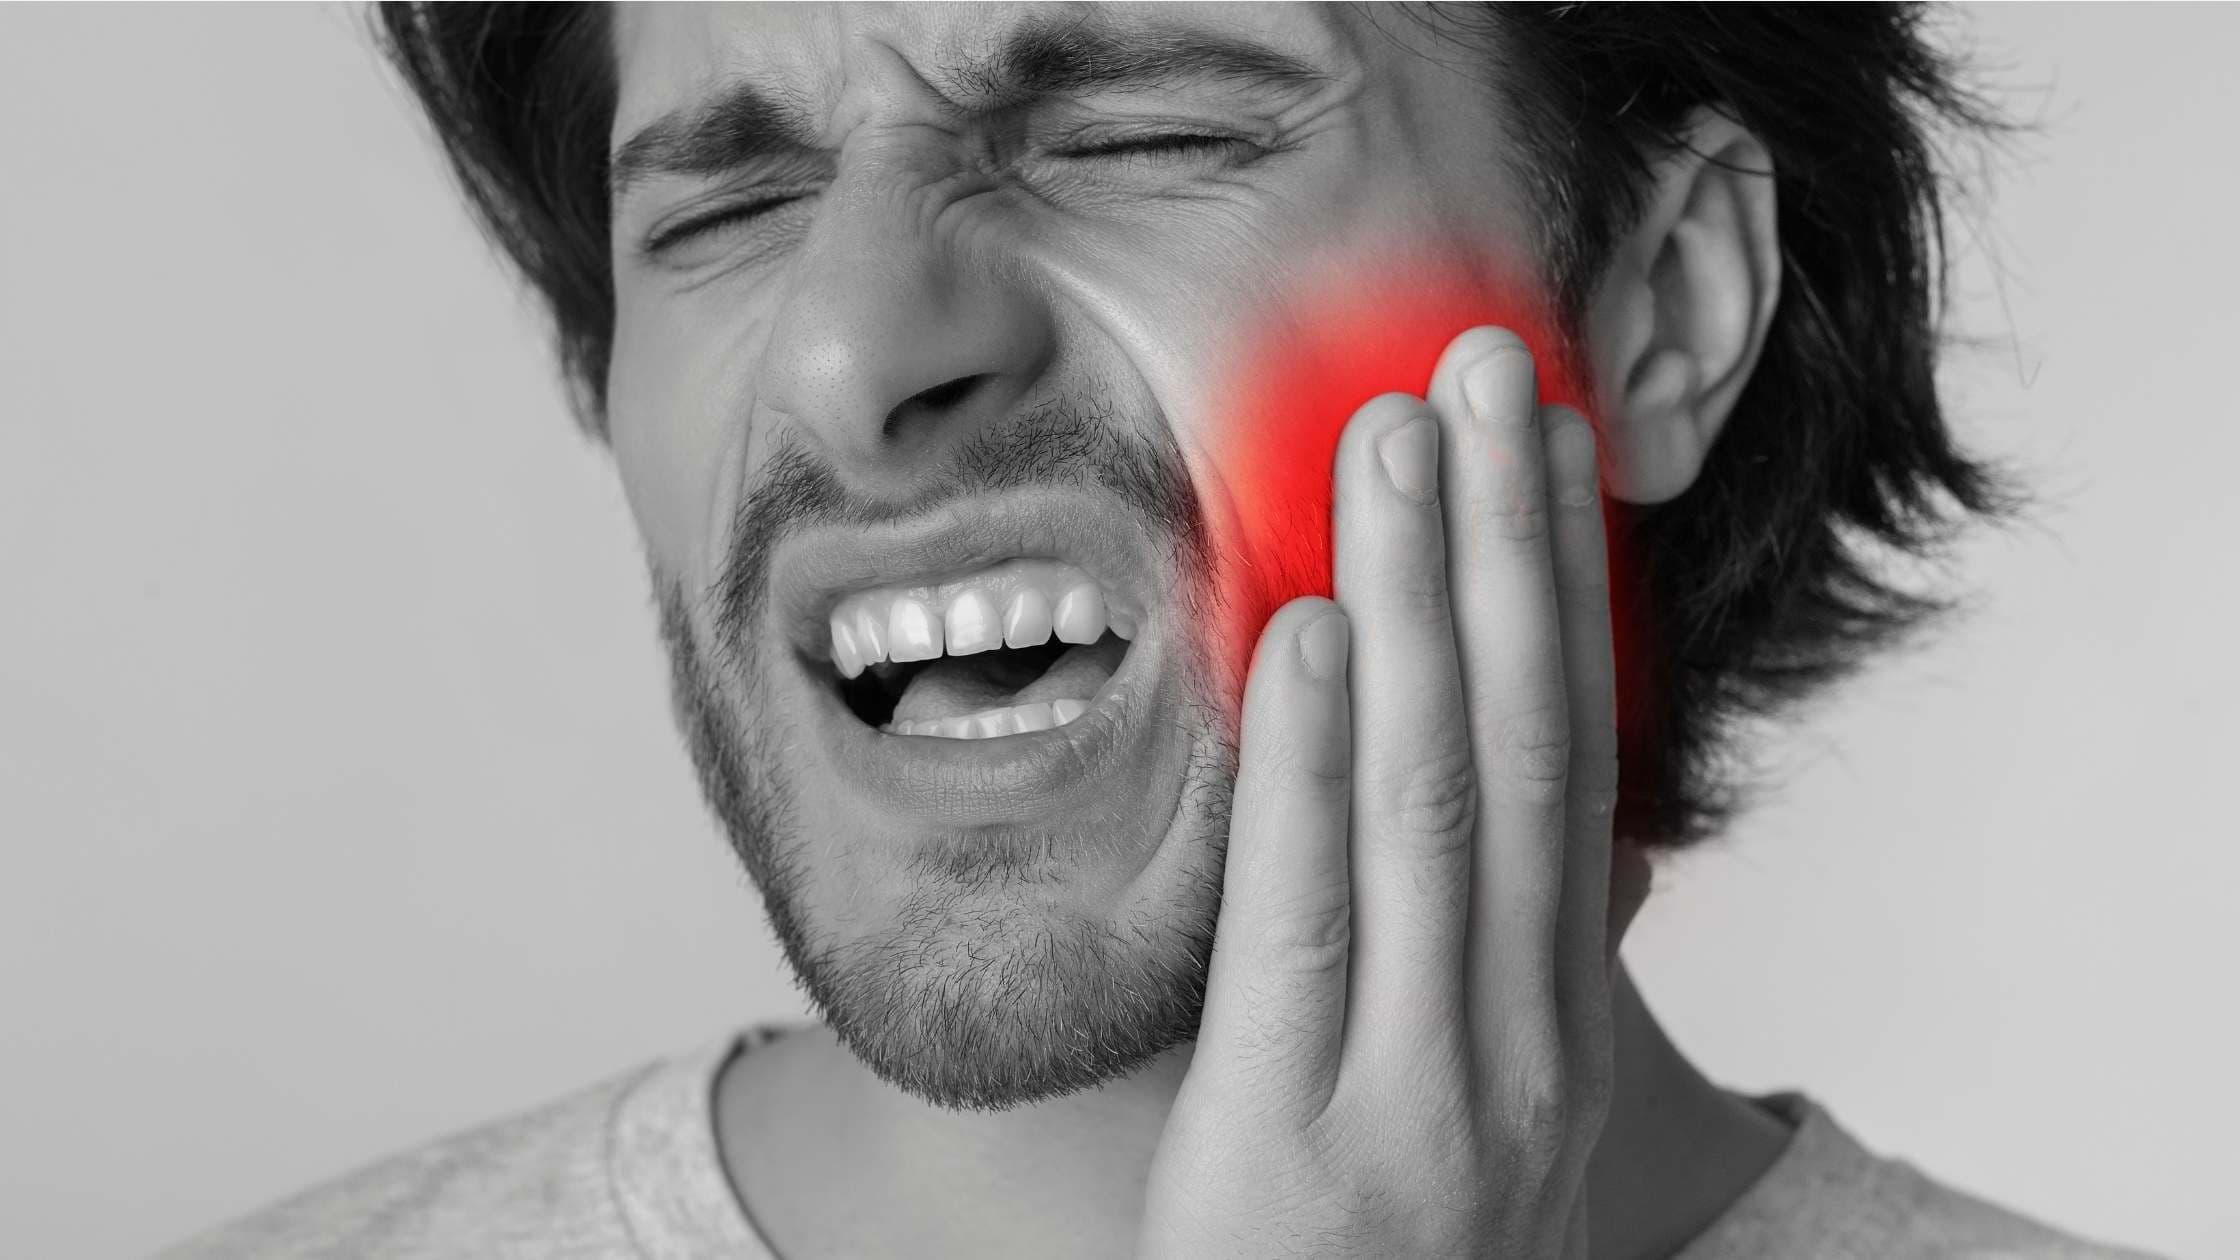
[826,557,1139,740]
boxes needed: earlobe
[1603,349,1707,503]
[1587,108,1781,506]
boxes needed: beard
[652,393,1239,1111]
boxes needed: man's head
[379,2,2005,1110]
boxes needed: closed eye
[645,195,806,256]
[1059,133,1252,161]
[644,133,1255,261]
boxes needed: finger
[1423,328,1568,1071]
[1195,597,1354,1113]
[1329,393,1475,1080]
[1545,405,1621,1157]
[1544,407,1619,1020]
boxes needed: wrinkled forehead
[609,1,1363,143]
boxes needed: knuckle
[1473,451,1551,543]
[1493,1019,1571,1165]
[1251,887,1353,974]
[1495,503,1552,544]
[1495,704,1572,800]
[1501,1065,1570,1168]
[1256,732,1351,802]
[1391,748,1479,850]
[1478,495,1550,544]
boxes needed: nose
[756,171,1054,481]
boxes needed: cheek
[607,302,755,590]
[1203,251,1644,753]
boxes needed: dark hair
[1464,5,2016,846]
[374,2,2014,850]
[378,3,615,424]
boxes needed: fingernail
[1376,415,1439,504]
[1549,417,1599,507]
[1461,349,1533,426]
[1296,610,1350,682]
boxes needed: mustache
[712,391,1212,653]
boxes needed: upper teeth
[827,558,1136,679]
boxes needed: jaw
[648,452,1244,1107]
[729,616,1240,1111]
[801,746,1239,1112]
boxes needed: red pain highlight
[1207,251,1657,814]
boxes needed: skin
[603,4,1793,1255]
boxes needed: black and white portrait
[2,5,2228,1258]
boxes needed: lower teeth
[884,698,1088,739]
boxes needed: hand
[1137,327,1621,1258]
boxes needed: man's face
[604,2,1550,1109]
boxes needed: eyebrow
[610,17,1334,198]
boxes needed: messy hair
[374,2,2013,850]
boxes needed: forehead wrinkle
[609,13,985,194]
[615,2,1351,177]
[790,5,1345,134]
[937,7,1343,111]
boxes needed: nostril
[913,374,982,410]
[882,373,985,439]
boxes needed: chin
[658,546,1243,1111]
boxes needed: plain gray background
[3,4,2233,1257]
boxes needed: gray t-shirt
[160,1026,2160,1259]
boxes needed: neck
[1585,966,1793,1259]
[717,964,1790,1259]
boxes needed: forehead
[610,2,1364,138]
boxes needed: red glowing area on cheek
[1206,255,1586,685]
[1202,252,1654,791]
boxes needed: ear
[1583,108,1781,505]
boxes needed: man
[166,4,2156,1257]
